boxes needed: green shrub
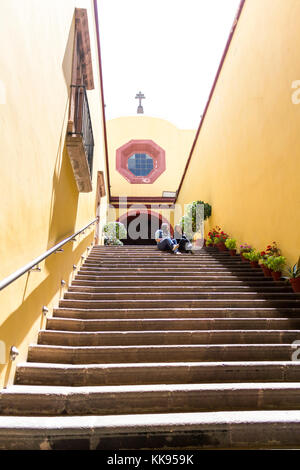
[247,250,261,262]
[103,222,127,246]
[225,238,237,250]
[240,244,252,254]
[265,255,286,272]
[180,200,212,239]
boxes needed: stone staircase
[1,245,300,450]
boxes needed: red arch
[117,209,173,236]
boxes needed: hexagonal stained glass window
[127,153,154,177]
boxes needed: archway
[117,209,173,245]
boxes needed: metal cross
[135,91,145,114]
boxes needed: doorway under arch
[117,209,173,245]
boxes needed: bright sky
[97,0,241,129]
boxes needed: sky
[97,0,241,129]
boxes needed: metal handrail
[0,218,98,292]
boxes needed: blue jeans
[157,238,178,252]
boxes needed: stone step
[2,383,300,416]
[72,279,280,287]
[85,256,242,262]
[91,248,202,252]
[15,361,300,386]
[79,266,263,273]
[86,253,240,258]
[80,261,261,267]
[27,344,295,364]
[1,410,300,449]
[90,253,233,258]
[68,285,291,293]
[75,274,268,281]
[58,299,300,310]
[4,243,299,450]
[83,260,246,267]
[37,329,300,346]
[90,253,231,259]
[63,291,298,301]
[53,307,300,319]
[47,317,300,332]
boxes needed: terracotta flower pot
[217,242,227,252]
[271,271,282,281]
[240,253,248,263]
[290,277,300,293]
[229,249,236,256]
[261,265,272,277]
[250,261,259,269]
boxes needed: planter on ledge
[217,242,227,252]
[271,271,282,281]
[250,261,259,269]
[290,277,300,293]
[229,249,236,257]
[261,265,272,277]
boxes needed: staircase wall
[0,0,108,388]
[176,0,300,265]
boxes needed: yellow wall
[107,116,195,198]
[176,0,300,265]
[0,0,108,388]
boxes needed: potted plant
[259,258,273,277]
[244,250,261,269]
[239,244,252,263]
[206,226,221,249]
[216,231,229,252]
[103,221,127,246]
[225,238,237,256]
[265,242,281,257]
[259,243,281,277]
[265,255,286,281]
[205,238,213,247]
[181,200,212,242]
[284,258,300,293]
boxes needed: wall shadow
[47,9,79,256]
[202,247,296,311]
[62,12,75,91]
[47,141,79,253]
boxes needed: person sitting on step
[155,223,180,254]
[174,224,193,254]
